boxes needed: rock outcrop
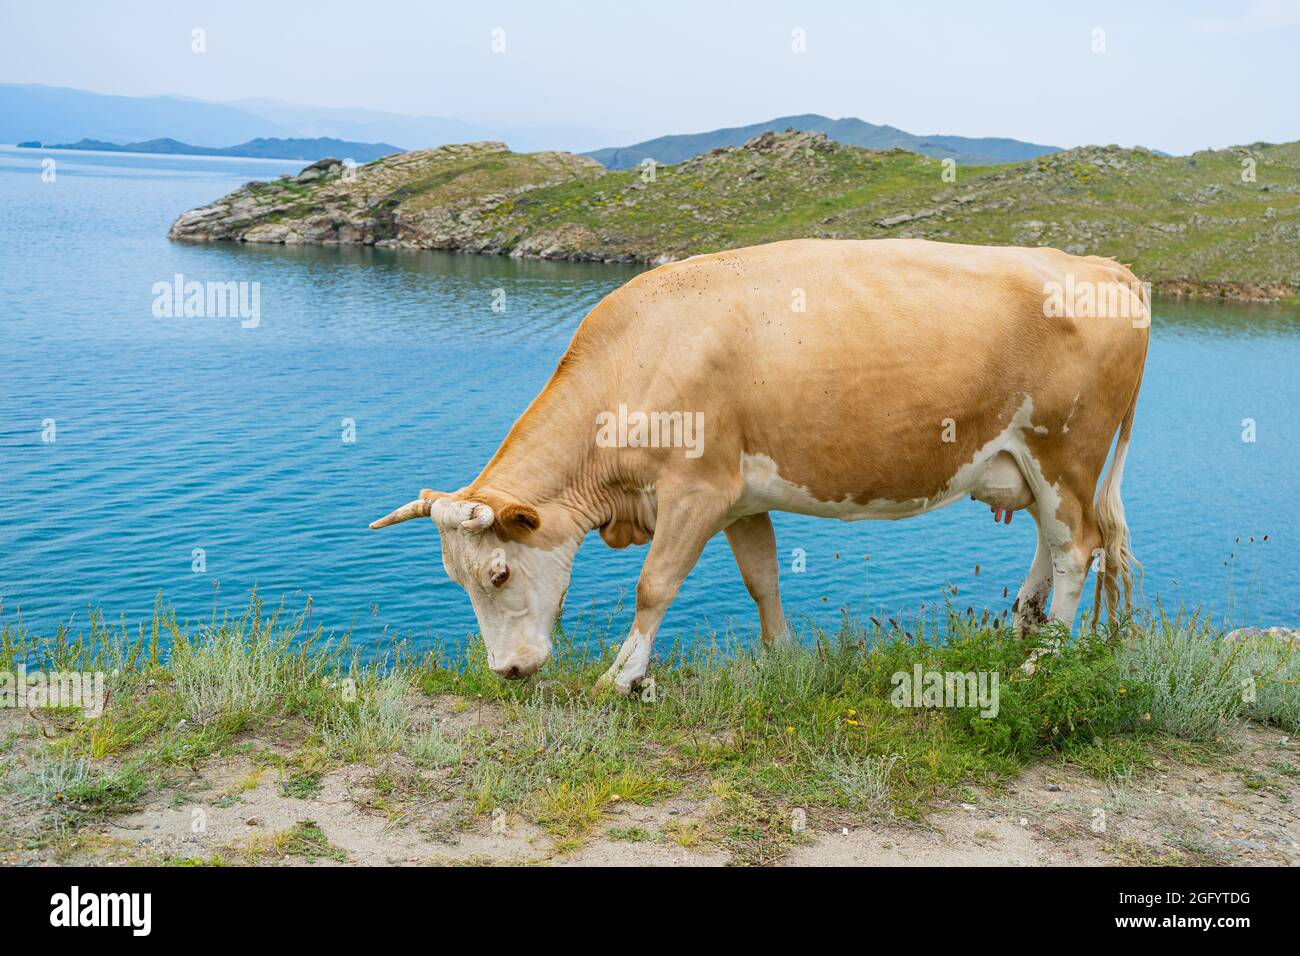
[168,141,605,249]
[296,158,344,182]
[1225,627,1300,647]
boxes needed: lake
[1,145,1296,653]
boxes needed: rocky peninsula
[169,131,1300,302]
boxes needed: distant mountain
[0,83,626,154]
[585,113,1059,168]
[0,84,288,146]
[213,100,623,153]
[0,85,1061,165]
[226,99,498,152]
[36,136,402,163]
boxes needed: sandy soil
[783,726,1297,866]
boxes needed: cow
[371,238,1149,693]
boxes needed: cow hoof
[595,668,642,696]
[615,671,647,695]
[1021,639,1061,676]
[763,628,795,649]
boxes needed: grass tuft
[319,674,411,761]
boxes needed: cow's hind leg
[971,451,1049,636]
[724,513,789,644]
[1022,484,1102,672]
[596,487,731,695]
[1045,493,1101,629]
[1013,524,1052,637]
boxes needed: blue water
[1,146,1297,651]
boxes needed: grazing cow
[371,239,1148,692]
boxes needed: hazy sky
[2,0,1297,153]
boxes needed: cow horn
[369,498,433,529]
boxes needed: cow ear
[496,503,541,539]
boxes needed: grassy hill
[170,131,1300,301]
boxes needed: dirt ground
[1,704,1295,867]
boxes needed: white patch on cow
[613,629,653,692]
[734,452,937,520]
[1061,392,1081,434]
[636,484,659,531]
[597,627,654,694]
[733,396,1072,549]
[1011,451,1071,551]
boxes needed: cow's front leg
[597,490,728,694]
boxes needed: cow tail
[1091,290,1147,630]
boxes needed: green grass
[606,825,652,843]
[236,820,348,864]
[1,595,1295,862]
[280,767,324,800]
[11,752,90,803]
[318,673,410,761]
[405,721,463,770]
[1231,630,1300,730]
[1115,610,1246,741]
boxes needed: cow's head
[370,490,574,679]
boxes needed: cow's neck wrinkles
[470,369,644,548]
[475,453,650,549]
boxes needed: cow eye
[489,564,510,588]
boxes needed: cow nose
[492,658,540,680]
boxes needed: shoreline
[1150,278,1300,305]
[167,234,1300,305]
